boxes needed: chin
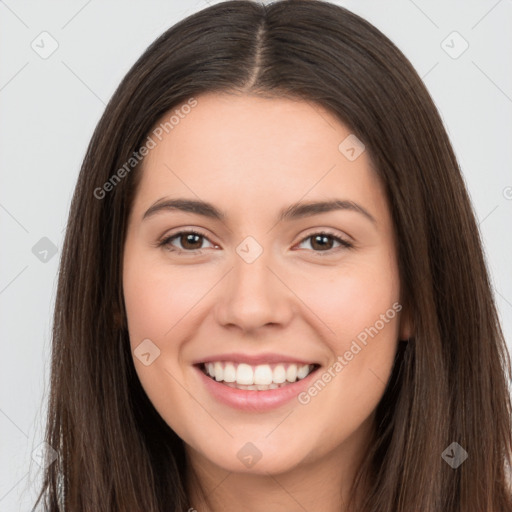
[192,437,312,476]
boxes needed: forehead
[144,91,351,169]
[132,92,388,225]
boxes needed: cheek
[122,251,204,432]
[291,252,401,410]
[123,254,212,345]
[294,253,400,345]
[296,304,400,455]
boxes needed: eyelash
[157,229,353,255]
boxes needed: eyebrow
[142,197,377,224]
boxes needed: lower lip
[194,365,320,412]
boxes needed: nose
[215,246,294,333]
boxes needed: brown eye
[159,230,214,253]
[176,232,204,250]
[297,231,353,252]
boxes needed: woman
[34,1,512,510]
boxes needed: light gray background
[1,0,511,509]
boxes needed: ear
[398,303,414,341]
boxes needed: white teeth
[236,363,254,385]
[297,364,310,380]
[272,364,286,384]
[214,362,223,381]
[254,364,273,385]
[203,361,316,388]
[223,362,236,383]
[286,365,297,382]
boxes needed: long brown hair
[33,1,512,510]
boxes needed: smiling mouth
[197,361,321,391]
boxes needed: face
[122,92,411,478]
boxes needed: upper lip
[193,352,319,366]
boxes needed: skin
[122,92,412,512]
